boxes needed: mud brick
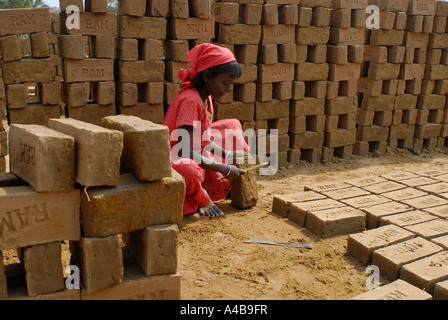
[425,65,448,80]
[214,101,254,122]
[395,94,418,110]
[388,46,406,64]
[328,63,361,82]
[330,9,351,28]
[306,206,365,237]
[290,98,325,117]
[348,45,364,63]
[64,59,114,82]
[325,81,339,100]
[311,7,331,27]
[327,45,348,64]
[417,182,448,195]
[341,194,390,209]
[432,16,447,32]
[84,0,108,12]
[370,29,404,46]
[405,79,422,95]
[305,81,327,98]
[372,236,443,281]
[405,219,448,240]
[329,27,364,46]
[138,82,164,104]
[304,181,351,192]
[163,40,188,62]
[362,181,407,195]
[258,63,294,83]
[390,125,416,141]
[93,81,115,106]
[432,235,448,250]
[424,204,448,219]
[165,61,189,83]
[59,0,84,11]
[421,80,435,95]
[237,4,261,25]
[401,251,448,296]
[72,235,123,294]
[62,12,117,37]
[9,124,75,192]
[288,198,344,227]
[324,129,356,148]
[255,99,289,120]
[92,35,114,59]
[348,224,414,265]
[63,82,87,107]
[39,82,60,106]
[434,80,448,95]
[6,84,27,110]
[218,24,261,45]
[0,8,50,36]
[344,176,387,188]
[272,191,326,217]
[321,185,369,200]
[118,103,164,124]
[380,11,397,30]
[23,242,64,297]
[297,6,312,27]
[213,2,238,24]
[363,45,387,64]
[233,64,257,84]
[381,187,428,202]
[30,32,49,58]
[402,194,447,210]
[395,11,408,30]
[81,254,180,300]
[169,0,189,18]
[295,63,329,81]
[307,45,327,63]
[48,118,123,187]
[381,209,436,228]
[400,176,438,188]
[427,49,442,65]
[80,173,184,237]
[0,132,7,157]
[382,79,399,95]
[400,64,426,81]
[118,15,166,39]
[331,0,368,8]
[0,35,21,62]
[423,15,435,32]
[188,0,211,18]
[367,63,401,81]
[404,32,429,49]
[289,116,306,134]
[415,123,442,139]
[59,35,84,59]
[361,95,396,112]
[7,104,59,126]
[413,167,448,177]
[278,43,297,63]
[350,279,432,300]
[408,0,437,15]
[0,184,80,250]
[407,14,424,32]
[102,115,171,182]
[296,27,330,45]
[117,60,164,83]
[260,3,278,25]
[289,131,324,149]
[273,82,292,101]
[305,114,326,132]
[234,45,258,65]
[258,44,277,64]
[116,83,137,106]
[123,224,178,276]
[429,33,448,50]
[2,58,55,85]
[357,78,383,96]
[117,0,146,16]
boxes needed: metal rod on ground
[244,240,314,249]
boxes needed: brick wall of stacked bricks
[0,114,185,300]
[273,168,448,300]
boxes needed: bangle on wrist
[223,164,232,178]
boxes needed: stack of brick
[165,0,216,118]
[356,0,406,156]
[0,116,6,173]
[289,0,330,164]
[401,0,440,153]
[1,115,185,300]
[323,0,366,161]
[114,0,166,124]
[50,13,64,93]
[213,0,259,155]
[59,0,117,126]
[0,8,60,126]
[420,0,448,152]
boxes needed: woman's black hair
[191,61,242,89]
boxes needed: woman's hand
[220,164,246,181]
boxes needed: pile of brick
[59,0,117,126]
[114,0,166,123]
[0,115,185,300]
[272,166,448,299]
[0,8,60,126]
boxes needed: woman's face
[204,72,236,100]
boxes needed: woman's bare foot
[198,201,225,217]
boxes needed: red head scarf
[178,43,237,88]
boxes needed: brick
[6,84,27,110]
[2,59,55,85]
[0,35,21,62]
[80,254,180,300]
[9,124,75,193]
[229,161,259,209]
[39,82,60,106]
[30,32,49,58]
[321,186,369,200]
[367,63,401,81]
[59,35,85,59]
[123,224,178,276]
[408,0,437,15]
[93,81,115,106]
[341,194,390,209]
[63,82,87,107]
[59,0,84,11]
[399,176,438,188]
[118,15,166,39]
[117,103,164,125]
[116,83,138,106]
[381,187,428,201]
[62,12,117,36]
[72,235,123,293]
[348,224,414,265]
[279,4,299,25]
[7,105,59,127]
[0,185,80,250]
[361,95,396,112]
[370,29,404,46]
[373,237,443,281]
[101,115,171,182]
[330,9,351,28]
[350,279,432,300]
[0,251,6,299]
[328,63,361,82]
[92,35,114,59]
[23,242,64,297]
[258,63,294,83]
[363,45,387,64]
[332,0,368,9]
[417,182,448,195]
[138,82,164,104]
[361,201,412,229]
[402,194,447,210]
[80,172,184,237]
[395,94,418,110]
[48,118,123,187]
[234,83,255,103]
[117,61,165,83]
[295,63,329,81]
[85,0,108,12]
[297,6,312,26]
[117,0,146,16]
[357,78,383,96]
[296,27,330,45]
[405,219,448,240]
[306,206,365,237]
[425,65,448,80]
[63,59,114,83]
[380,209,437,228]
[213,2,238,24]
[0,8,50,36]
[344,176,388,188]
[304,181,351,192]
[288,198,345,227]
[214,101,254,122]
[218,24,261,45]
[261,25,295,45]
[424,204,448,219]
[272,191,326,217]
[330,27,364,45]
[170,18,214,40]
[255,99,289,120]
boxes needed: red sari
[164,87,248,215]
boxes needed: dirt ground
[177,149,448,300]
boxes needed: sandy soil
[177,150,448,300]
